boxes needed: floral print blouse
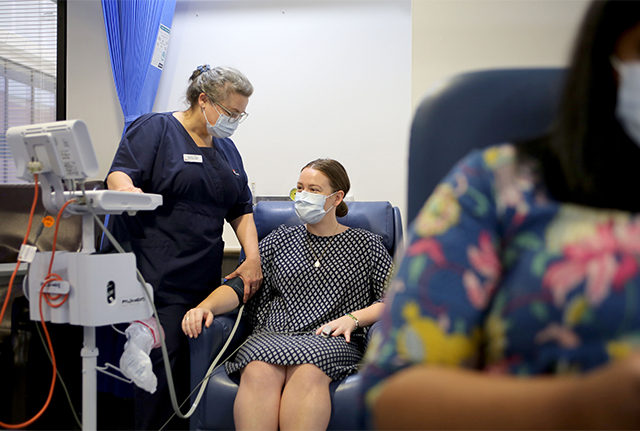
[361,144,640,412]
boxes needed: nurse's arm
[182,285,239,338]
[228,213,263,302]
[106,171,143,193]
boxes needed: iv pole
[6,120,162,431]
[80,213,98,431]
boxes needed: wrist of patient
[346,312,359,330]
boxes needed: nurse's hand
[182,307,213,339]
[116,185,143,193]
[226,256,263,303]
[107,171,143,193]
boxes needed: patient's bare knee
[241,361,286,391]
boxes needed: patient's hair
[302,159,350,217]
[517,0,640,211]
[186,66,253,108]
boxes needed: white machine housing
[6,119,163,431]
[7,119,99,181]
[27,252,153,326]
[6,119,162,326]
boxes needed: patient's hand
[182,307,214,338]
[316,315,358,343]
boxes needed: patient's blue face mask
[202,104,238,139]
[295,191,337,225]
[612,57,640,146]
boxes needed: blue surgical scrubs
[109,112,252,305]
[106,112,253,429]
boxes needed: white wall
[411,0,591,109]
[66,0,593,251]
[67,0,123,179]
[154,0,412,250]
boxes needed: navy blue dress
[225,225,393,380]
[108,112,253,306]
[106,112,253,430]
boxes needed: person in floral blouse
[361,1,640,429]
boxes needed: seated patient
[361,1,640,429]
[182,158,394,431]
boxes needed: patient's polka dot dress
[224,225,393,380]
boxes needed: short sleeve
[243,225,282,328]
[361,146,507,412]
[215,137,254,223]
[224,184,253,223]
[107,113,164,190]
[368,232,394,303]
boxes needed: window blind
[0,0,57,184]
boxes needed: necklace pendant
[314,260,320,268]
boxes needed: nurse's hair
[302,159,350,217]
[186,65,253,107]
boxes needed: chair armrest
[188,309,248,393]
[366,320,382,343]
[392,206,403,256]
[328,321,383,430]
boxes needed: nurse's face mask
[612,56,640,146]
[295,191,338,225]
[202,102,238,139]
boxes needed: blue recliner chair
[189,200,402,431]
[407,68,565,225]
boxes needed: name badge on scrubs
[183,154,203,163]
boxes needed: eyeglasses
[213,100,249,124]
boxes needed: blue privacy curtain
[99,0,176,398]
[102,0,177,132]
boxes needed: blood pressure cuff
[223,277,246,306]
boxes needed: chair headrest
[253,201,397,254]
[408,67,565,224]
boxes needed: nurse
[106,65,262,430]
